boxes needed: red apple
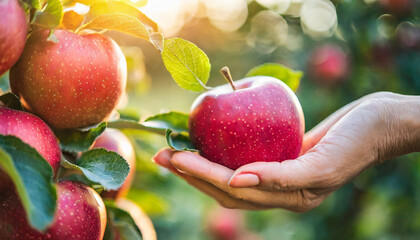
[0,107,61,189]
[0,0,27,76]
[307,44,349,85]
[0,181,107,240]
[189,74,304,170]
[92,128,136,199]
[379,0,414,16]
[10,29,127,129]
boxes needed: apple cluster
[0,0,137,239]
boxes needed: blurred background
[88,0,420,239]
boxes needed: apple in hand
[0,181,107,240]
[10,29,127,129]
[307,44,349,85]
[92,128,136,199]
[189,67,304,170]
[0,0,27,76]
[0,107,61,190]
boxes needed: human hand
[153,92,420,212]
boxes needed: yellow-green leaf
[162,38,211,92]
[81,13,150,40]
[88,0,158,31]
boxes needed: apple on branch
[10,29,127,129]
[0,0,27,76]
[0,181,106,240]
[0,106,61,190]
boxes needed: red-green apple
[0,0,27,76]
[92,128,136,199]
[10,29,127,129]
[189,70,304,170]
[0,107,61,189]
[0,181,107,240]
[308,44,349,85]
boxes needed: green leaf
[143,111,189,133]
[32,0,63,29]
[88,0,158,31]
[80,13,150,40]
[0,93,24,111]
[0,135,56,231]
[162,38,211,92]
[245,63,303,92]
[104,201,142,240]
[166,129,196,152]
[61,149,130,190]
[54,122,107,152]
[27,0,47,10]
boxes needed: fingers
[170,151,235,190]
[153,148,267,210]
[229,158,321,192]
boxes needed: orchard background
[0,0,420,239]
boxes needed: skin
[0,107,61,175]
[154,92,420,212]
[0,0,27,76]
[10,29,127,129]
[0,181,107,240]
[92,129,136,199]
[189,77,304,170]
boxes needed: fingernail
[152,149,173,167]
[229,173,259,188]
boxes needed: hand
[153,92,420,212]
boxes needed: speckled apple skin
[0,107,61,174]
[10,29,127,129]
[189,76,304,170]
[0,181,107,240]
[92,129,136,199]
[0,0,27,76]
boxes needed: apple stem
[220,66,236,91]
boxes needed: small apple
[0,181,107,240]
[379,0,414,16]
[206,206,261,240]
[0,107,61,190]
[92,128,136,199]
[10,29,127,129]
[0,0,27,76]
[307,44,349,85]
[189,67,304,170]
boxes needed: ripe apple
[189,68,304,170]
[0,0,27,76]
[10,29,127,129]
[0,181,107,240]
[92,128,136,199]
[307,44,349,85]
[0,107,61,189]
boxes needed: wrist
[376,94,420,163]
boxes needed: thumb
[229,153,328,191]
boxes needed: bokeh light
[247,10,288,53]
[300,0,337,39]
